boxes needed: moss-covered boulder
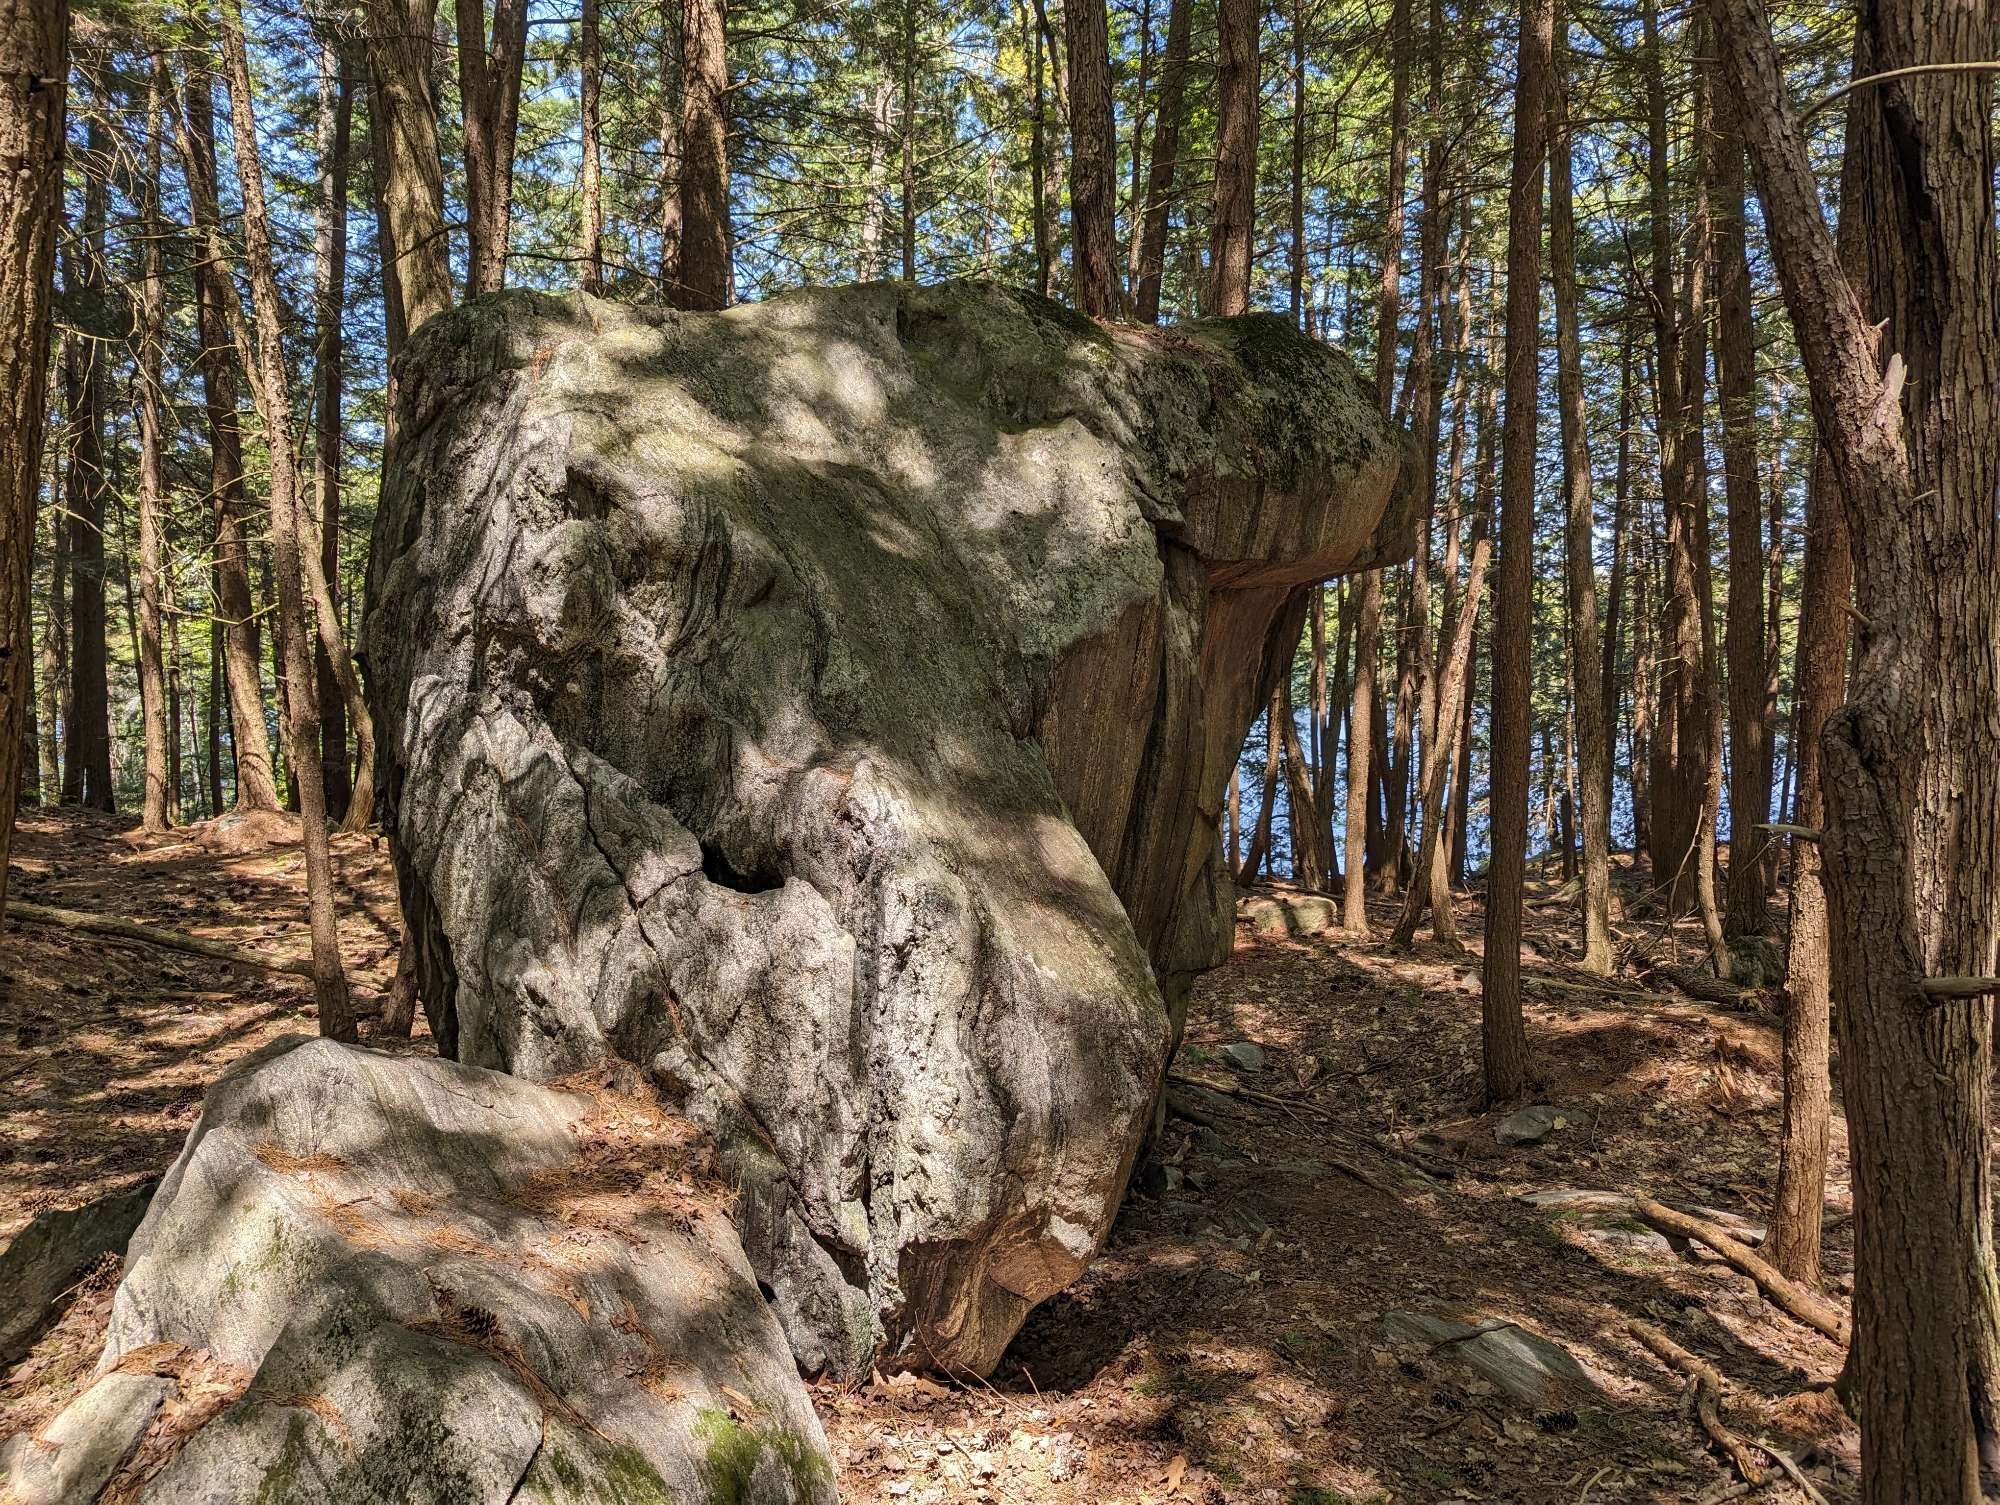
[366,280,1407,1378]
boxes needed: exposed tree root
[1629,1320,1766,1489]
[1632,1197,1851,1344]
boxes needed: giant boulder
[366,280,1407,1377]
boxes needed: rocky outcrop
[366,280,1407,1377]
[7,1038,834,1505]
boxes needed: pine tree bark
[1549,15,1611,971]
[62,114,113,813]
[314,41,355,824]
[217,0,356,1040]
[0,0,65,912]
[1066,0,1124,317]
[1341,569,1381,932]
[1240,681,1284,884]
[1131,0,1190,323]
[1710,49,1769,937]
[1205,0,1257,317]
[362,0,452,338]
[1482,0,1552,1103]
[181,61,281,814]
[671,0,730,310]
[137,64,172,833]
[456,0,529,296]
[1714,0,2000,1494]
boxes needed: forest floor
[1,808,1859,1503]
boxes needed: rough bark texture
[1548,32,1611,973]
[1715,0,2000,1495]
[1131,0,1190,324]
[1481,0,1551,1104]
[361,0,452,340]
[182,66,280,815]
[0,0,61,879]
[62,117,113,814]
[671,0,730,311]
[1205,0,1258,318]
[455,0,528,297]
[1063,0,1123,318]
[40,1038,835,1503]
[368,281,1409,1379]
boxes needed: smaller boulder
[1494,1104,1569,1147]
[0,1181,155,1367]
[1221,1042,1268,1073]
[1382,1311,1599,1408]
[35,1037,835,1505]
[0,1371,169,1505]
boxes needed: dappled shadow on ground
[820,872,1860,1504]
[0,807,418,1243]
[3,815,1860,1502]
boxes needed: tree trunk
[1065,0,1123,317]
[62,115,113,813]
[180,64,282,815]
[0,0,65,910]
[455,0,529,296]
[1278,673,1328,889]
[1549,16,1610,971]
[314,40,355,825]
[136,65,172,833]
[1131,0,1190,323]
[1204,0,1257,317]
[1711,48,1769,938]
[362,0,452,339]
[216,0,356,1041]
[1482,0,1551,1104]
[1640,0,1703,911]
[1715,0,2000,1494]
[577,0,604,291]
[1241,681,1284,885]
[671,0,729,310]
[1341,569,1381,932]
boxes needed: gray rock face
[0,1181,154,1367]
[367,280,1407,1376]
[44,1037,833,1505]
[1494,1104,1570,1147]
[1382,1311,1600,1408]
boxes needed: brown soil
[1,813,1858,1502]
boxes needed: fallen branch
[1756,1436,1831,1505]
[7,900,389,994]
[1629,1321,1766,1488]
[1632,1197,1851,1345]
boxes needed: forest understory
[0,809,1861,1504]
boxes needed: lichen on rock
[367,279,1407,1378]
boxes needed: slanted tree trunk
[1278,674,1329,889]
[0,0,65,913]
[216,0,356,1040]
[670,0,729,310]
[1065,0,1123,317]
[136,64,172,833]
[577,0,604,291]
[455,0,528,296]
[1206,0,1257,317]
[1482,0,1551,1104]
[1715,0,2000,1494]
[1391,493,1491,952]
[1549,15,1611,972]
[1131,0,1190,323]
[1241,681,1284,884]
